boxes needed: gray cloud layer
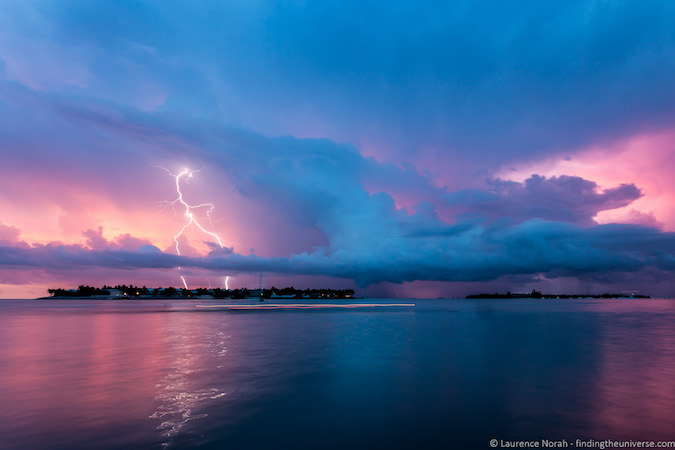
[1,220,674,287]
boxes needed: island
[42,285,355,300]
[466,289,650,299]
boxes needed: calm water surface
[1,298,675,449]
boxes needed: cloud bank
[2,220,674,288]
[2,1,675,295]
[0,88,672,290]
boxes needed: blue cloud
[2,0,675,166]
[2,219,675,288]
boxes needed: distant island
[41,286,651,300]
[466,289,650,299]
[42,285,355,300]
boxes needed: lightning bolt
[158,167,226,290]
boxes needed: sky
[2,0,675,298]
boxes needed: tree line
[47,285,355,299]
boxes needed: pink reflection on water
[588,302,675,440]
[0,307,168,447]
[0,303,232,448]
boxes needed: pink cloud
[442,175,642,226]
[500,130,675,230]
[0,222,21,242]
[82,227,153,251]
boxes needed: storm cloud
[2,1,675,296]
[1,219,674,288]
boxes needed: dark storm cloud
[1,220,674,287]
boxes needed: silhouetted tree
[163,287,178,297]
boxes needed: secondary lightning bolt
[159,167,226,289]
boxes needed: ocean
[1,298,674,449]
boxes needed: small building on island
[105,289,127,299]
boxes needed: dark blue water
[1,298,675,449]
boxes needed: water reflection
[148,314,229,448]
[590,304,675,440]
[0,303,171,449]
[1,299,675,449]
